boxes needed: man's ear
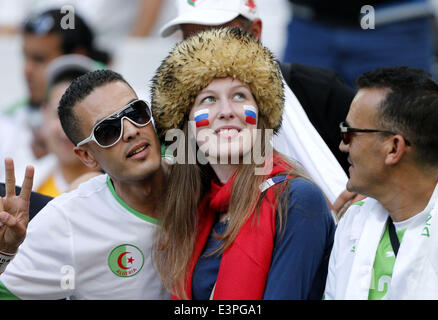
[249,18,262,40]
[74,146,99,169]
[72,47,88,56]
[385,134,409,165]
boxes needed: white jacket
[324,183,438,300]
[273,80,347,204]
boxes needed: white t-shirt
[325,183,438,299]
[0,174,169,300]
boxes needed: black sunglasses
[339,122,410,146]
[77,99,152,148]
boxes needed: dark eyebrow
[93,98,137,126]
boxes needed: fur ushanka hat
[150,27,284,143]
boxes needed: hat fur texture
[151,27,284,142]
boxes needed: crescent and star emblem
[117,251,135,270]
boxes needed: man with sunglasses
[324,66,438,300]
[0,70,169,299]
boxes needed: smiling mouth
[127,144,149,158]
[215,128,241,138]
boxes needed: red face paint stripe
[246,116,257,125]
[196,119,210,127]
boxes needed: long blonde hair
[154,117,308,299]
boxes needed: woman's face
[189,77,259,164]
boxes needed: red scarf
[172,155,292,300]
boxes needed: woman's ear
[73,146,100,169]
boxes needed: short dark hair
[51,69,88,87]
[58,69,132,145]
[356,66,438,166]
[23,9,111,65]
[44,68,91,105]
[234,15,253,31]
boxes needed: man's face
[42,81,80,165]
[74,81,162,183]
[22,32,63,105]
[340,88,390,196]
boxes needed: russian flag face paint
[194,109,210,128]
[244,105,257,125]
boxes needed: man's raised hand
[0,158,34,254]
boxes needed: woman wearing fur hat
[152,27,335,300]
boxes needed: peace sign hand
[0,158,34,254]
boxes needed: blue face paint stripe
[244,110,257,119]
[194,113,209,122]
